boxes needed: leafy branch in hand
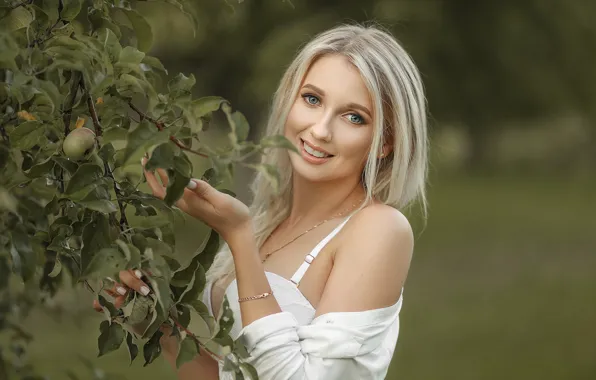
[128,101,209,158]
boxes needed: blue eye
[347,113,364,124]
[303,94,320,106]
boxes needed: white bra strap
[290,215,353,286]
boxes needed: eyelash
[301,93,366,125]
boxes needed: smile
[300,139,334,164]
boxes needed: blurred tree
[146,0,596,171]
[386,0,596,170]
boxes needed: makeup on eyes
[300,92,368,125]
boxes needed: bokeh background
[24,1,595,379]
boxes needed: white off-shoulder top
[202,215,404,379]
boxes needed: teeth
[303,141,329,158]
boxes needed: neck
[285,174,366,229]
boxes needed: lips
[300,139,334,158]
[298,138,334,165]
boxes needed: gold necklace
[261,199,364,264]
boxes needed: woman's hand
[141,157,252,242]
[92,269,151,314]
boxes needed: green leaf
[98,294,119,319]
[145,142,176,172]
[141,55,167,74]
[102,127,128,144]
[214,296,234,341]
[117,45,145,66]
[82,247,127,279]
[191,96,226,118]
[143,330,163,366]
[179,263,206,303]
[197,229,220,272]
[98,320,125,357]
[48,258,62,277]
[248,163,280,193]
[64,163,104,200]
[168,73,195,94]
[126,294,152,325]
[60,0,82,21]
[175,337,199,369]
[9,121,46,150]
[25,156,56,179]
[1,6,34,31]
[121,9,153,53]
[122,120,170,166]
[260,135,299,153]
[230,110,250,143]
[115,73,147,98]
[80,213,114,273]
[52,156,79,175]
[125,332,139,365]
[164,166,190,207]
[97,27,122,63]
[78,199,118,214]
[98,143,115,163]
[239,363,259,380]
[188,300,215,333]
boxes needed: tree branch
[128,102,209,158]
[62,71,81,135]
[80,78,130,232]
[80,78,103,137]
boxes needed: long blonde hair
[206,23,429,285]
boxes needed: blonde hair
[206,23,428,285]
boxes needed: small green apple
[63,127,96,160]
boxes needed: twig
[105,161,130,232]
[28,16,62,48]
[171,316,223,362]
[62,72,81,135]
[128,101,209,158]
[80,78,103,137]
[80,78,130,232]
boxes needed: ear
[378,133,394,159]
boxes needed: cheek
[341,131,374,162]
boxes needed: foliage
[0,0,294,378]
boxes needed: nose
[309,111,333,142]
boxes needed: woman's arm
[160,326,220,380]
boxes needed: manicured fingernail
[116,286,127,296]
[134,269,143,279]
[140,286,150,296]
[186,179,197,190]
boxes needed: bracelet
[238,290,273,303]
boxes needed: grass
[19,172,596,380]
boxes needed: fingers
[93,299,102,312]
[186,178,213,199]
[142,164,166,199]
[119,269,151,296]
[93,270,151,313]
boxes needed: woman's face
[285,54,376,184]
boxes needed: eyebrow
[302,83,372,118]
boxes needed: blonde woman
[110,24,428,379]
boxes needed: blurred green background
[23,1,596,379]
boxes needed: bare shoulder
[344,203,414,244]
[315,204,413,316]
